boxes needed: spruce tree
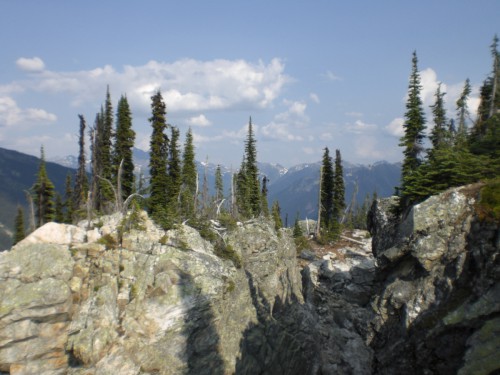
[455,78,472,147]
[333,149,345,225]
[244,117,261,216]
[319,147,334,235]
[168,126,182,218]
[399,51,427,207]
[64,172,74,224]
[100,86,114,206]
[271,200,283,232]
[73,115,88,213]
[32,146,56,227]
[148,90,170,227]
[235,158,249,217]
[429,83,448,152]
[181,128,197,219]
[114,95,135,200]
[215,165,224,202]
[13,206,25,245]
[54,194,64,223]
[261,176,270,217]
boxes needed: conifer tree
[235,158,249,217]
[271,200,282,232]
[455,78,472,147]
[32,146,55,227]
[101,87,114,196]
[13,206,25,245]
[114,95,135,200]
[64,172,74,224]
[215,165,224,202]
[73,115,88,213]
[54,194,64,223]
[181,128,197,219]
[333,149,345,225]
[168,126,182,218]
[261,176,270,217]
[429,83,448,152]
[148,90,170,227]
[244,117,261,216]
[319,147,334,233]
[399,51,427,207]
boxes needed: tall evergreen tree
[64,172,74,224]
[148,90,170,226]
[244,117,261,216]
[32,146,55,227]
[261,176,270,217]
[94,87,115,210]
[54,194,64,223]
[167,126,182,218]
[235,158,249,217]
[333,149,345,224]
[429,83,448,152]
[181,127,197,219]
[215,164,224,202]
[399,51,427,207]
[271,200,283,232]
[73,114,88,212]
[114,95,135,200]
[319,147,334,233]
[455,78,472,147]
[13,206,25,245]
[89,111,103,211]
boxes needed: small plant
[159,234,169,245]
[214,243,242,268]
[97,233,118,250]
[130,283,139,300]
[294,236,310,254]
[478,178,500,222]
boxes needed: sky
[0,1,498,168]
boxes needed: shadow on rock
[180,270,225,375]
[234,270,318,375]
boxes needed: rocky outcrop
[0,213,318,374]
[302,230,376,374]
[368,184,500,374]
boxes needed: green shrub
[97,233,118,250]
[294,236,310,254]
[478,178,500,222]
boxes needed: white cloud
[0,96,57,127]
[309,93,320,103]
[345,111,363,117]
[260,122,303,141]
[302,147,316,155]
[319,132,333,141]
[16,57,45,72]
[275,99,309,127]
[345,120,377,134]
[325,70,341,81]
[16,58,290,113]
[385,117,404,137]
[354,136,383,159]
[186,114,212,127]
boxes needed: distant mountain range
[0,146,400,249]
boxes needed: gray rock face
[0,214,317,375]
[302,230,376,374]
[1,183,498,374]
[368,184,500,375]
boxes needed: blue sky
[0,0,498,167]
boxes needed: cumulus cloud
[385,117,404,137]
[274,99,309,127]
[325,70,341,81]
[309,93,320,103]
[260,122,303,141]
[187,114,211,127]
[345,120,377,134]
[0,96,57,127]
[319,132,333,141]
[354,136,383,159]
[15,58,290,113]
[16,57,45,72]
